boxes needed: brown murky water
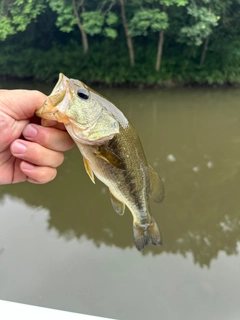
[1,80,240,319]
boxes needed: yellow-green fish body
[36,73,165,250]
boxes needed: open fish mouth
[51,73,67,96]
[35,73,68,122]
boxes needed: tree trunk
[200,36,210,66]
[118,0,134,67]
[156,30,164,72]
[72,0,88,54]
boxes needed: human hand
[0,89,74,184]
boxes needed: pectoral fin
[95,146,124,169]
[149,165,165,203]
[110,190,125,216]
[83,157,95,184]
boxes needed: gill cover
[64,74,120,144]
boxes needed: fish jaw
[36,73,70,123]
[36,91,69,123]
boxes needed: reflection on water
[1,82,240,319]
[1,85,240,267]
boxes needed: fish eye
[77,88,89,100]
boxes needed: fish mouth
[35,73,69,123]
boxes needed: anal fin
[83,157,95,184]
[110,190,125,216]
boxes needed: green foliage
[48,0,118,41]
[104,12,118,39]
[104,27,117,39]
[160,0,188,5]
[47,0,76,33]
[82,11,118,38]
[179,2,219,46]
[0,17,15,40]
[106,12,118,26]
[82,11,104,36]
[1,0,240,86]
[130,9,168,36]
[0,0,46,40]
[139,0,188,6]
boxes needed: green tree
[0,0,46,40]
[48,0,117,54]
[48,0,89,53]
[130,8,168,71]
[178,1,222,65]
[157,1,188,71]
[130,0,188,71]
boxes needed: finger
[20,161,57,184]
[0,90,46,119]
[11,140,64,168]
[22,124,74,152]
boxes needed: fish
[36,73,165,251]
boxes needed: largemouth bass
[36,73,165,251]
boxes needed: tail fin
[133,217,162,251]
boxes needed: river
[1,80,240,319]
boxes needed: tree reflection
[1,147,240,267]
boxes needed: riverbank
[1,74,240,89]
[1,40,240,88]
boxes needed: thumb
[0,89,47,120]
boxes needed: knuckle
[40,129,52,147]
[31,144,46,163]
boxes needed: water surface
[1,80,240,319]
